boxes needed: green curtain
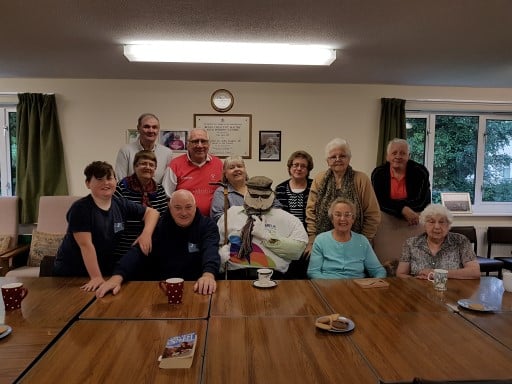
[376,98,406,166]
[16,93,68,224]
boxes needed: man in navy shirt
[96,189,220,297]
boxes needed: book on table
[158,332,197,369]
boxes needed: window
[0,106,17,196]
[406,109,512,214]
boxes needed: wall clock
[211,89,234,113]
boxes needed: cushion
[0,235,12,253]
[28,230,65,267]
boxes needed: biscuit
[0,325,8,334]
[331,320,349,330]
[468,303,485,311]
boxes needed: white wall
[1,78,511,247]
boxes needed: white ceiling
[1,0,511,87]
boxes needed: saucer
[252,280,277,289]
[457,299,499,312]
[315,316,355,333]
[0,325,12,339]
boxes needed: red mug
[2,282,29,310]
[159,278,184,304]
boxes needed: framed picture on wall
[441,192,472,214]
[161,130,188,152]
[259,131,281,161]
[126,129,139,144]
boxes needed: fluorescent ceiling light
[123,41,336,66]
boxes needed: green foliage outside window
[406,114,512,206]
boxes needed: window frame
[0,105,16,196]
[406,109,512,216]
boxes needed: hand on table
[194,273,216,295]
[81,277,105,292]
[96,275,123,298]
[415,268,434,280]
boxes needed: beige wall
[2,78,512,195]
[1,78,512,244]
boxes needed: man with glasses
[115,113,173,183]
[162,128,223,216]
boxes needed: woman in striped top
[114,150,168,258]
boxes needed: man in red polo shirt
[162,128,223,216]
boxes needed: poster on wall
[194,114,252,158]
[259,130,281,161]
[161,130,188,152]
[126,129,139,143]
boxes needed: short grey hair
[189,128,209,140]
[419,204,453,227]
[327,197,356,221]
[325,138,352,158]
[386,138,410,155]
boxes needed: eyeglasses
[327,155,348,162]
[291,163,308,169]
[189,139,209,145]
[137,161,156,169]
[333,212,354,219]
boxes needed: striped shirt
[113,180,168,258]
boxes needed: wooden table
[350,311,512,382]
[0,277,94,384]
[203,316,377,384]
[312,277,447,315]
[432,276,512,312]
[211,280,331,317]
[458,312,512,350]
[19,319,207,384]
[80,281,211,319]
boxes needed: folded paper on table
[158,332,197,369]
[353,278,389,288]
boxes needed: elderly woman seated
[396,204,480,279]
[307,198,386,279]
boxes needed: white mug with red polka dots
[2,282,29,310]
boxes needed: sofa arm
[0,244,30,276]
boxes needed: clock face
[211,89,234,112]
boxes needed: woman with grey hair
[307,198,386,279]
[397,204,480,279]
[305,138,381,257]
[210,156,249,222]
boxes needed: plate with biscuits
[315,313,355,333]
[457,299,499,312]
[0,324,12,339]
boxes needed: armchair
[5,196,80,277]
[0,197,29,276]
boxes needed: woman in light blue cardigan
[308,197,386,279]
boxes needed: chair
[5,196,80,277]
[487,226,512,272]
[373,212,424,266]
[450,226,503,279]
[0,197,30,276]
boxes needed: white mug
[503,271,512,293]
[427,269,448,291]
[257,268,273,285]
